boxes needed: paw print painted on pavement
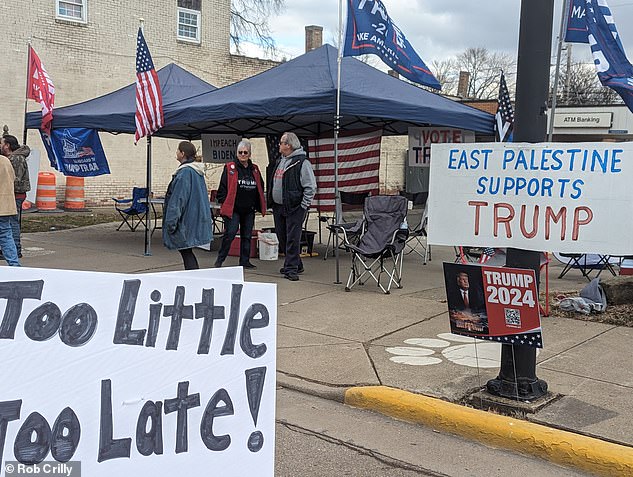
[385,333,502,368]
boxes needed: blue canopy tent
[163,44,493,279]
[166,44,494,137]
[26,63,217,255]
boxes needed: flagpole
[22,40,32,146]
[333,0,344,284]
[138,18,154,257]
[547,0,570,142]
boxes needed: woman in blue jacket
[163,141,212,269]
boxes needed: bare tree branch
[430,47,515,99]
[231,0,284,55]
[552,59,622,105]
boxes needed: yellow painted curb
[345,386,633,476]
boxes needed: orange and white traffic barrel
[35,172,57,211]
[64,176,87,211]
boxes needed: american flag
[308,130,381,212]
[27,46,55,135]
[494,72,514,142]
[478,247,496,264]
[134,28,163,144]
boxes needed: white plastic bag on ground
[258,232,279,261]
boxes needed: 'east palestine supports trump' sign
[428,142,633,255]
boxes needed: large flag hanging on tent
[308,130,381,212]
[343,0,441,90]
[26,46,55,135]
[494,72,514,142]
[584,0,633,111]
[134,28,164,143]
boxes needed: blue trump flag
[343,0,441,90]
[585,0,633,111]
[564,0,623,48]
[565,0,589,44]
[40,128,111,177]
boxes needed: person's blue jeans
[216,209,256,266]
[0,216,20,266]
[9,198,24,255]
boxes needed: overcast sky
[238,1,633,70]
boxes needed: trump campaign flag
[26,46,55,134]
[564,0,623,47]
[564,0,590,44]
[135,28,164,143]
[584,0,633,112]
[343,0,441,90]
[40,128,110,177]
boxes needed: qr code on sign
[504,308,521,328]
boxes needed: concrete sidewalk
[15,216,633,475]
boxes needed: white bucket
[258,232,279,261]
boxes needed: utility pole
[486,0,554,401]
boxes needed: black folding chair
[404,202,430,264]
[112,187,149,231]
[554,252,617,280]
[334,195,408,294]
[323,190,369,260]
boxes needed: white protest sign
[202,134,242,163]
[0,267,276,476]
[428,142,633,255]
[408,127,475,167]
[25,149,41,205]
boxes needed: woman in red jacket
[214,139,266,268]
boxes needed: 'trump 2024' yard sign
[0,267,276,476]
[428,142,633,255]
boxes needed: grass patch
[21,209,121,233]
[546,290,633,327]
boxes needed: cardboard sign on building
[408,127,475,167]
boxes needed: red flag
[27,46,55,135]
[134,28,164,143]
[308,130,381,212]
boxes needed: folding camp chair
[455,246,482,263]
[553,252,617,280]
[403,202,430,264]
[333,195,408,294]
[112,187,149,231]
[323,191,369,260]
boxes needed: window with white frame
[56,0,87,23]
[177,0,201,43]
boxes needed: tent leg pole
[144,135,152,256]
[333,0,344,284]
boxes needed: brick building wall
[1,0,277,206]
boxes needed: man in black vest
[269,132,316,281]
